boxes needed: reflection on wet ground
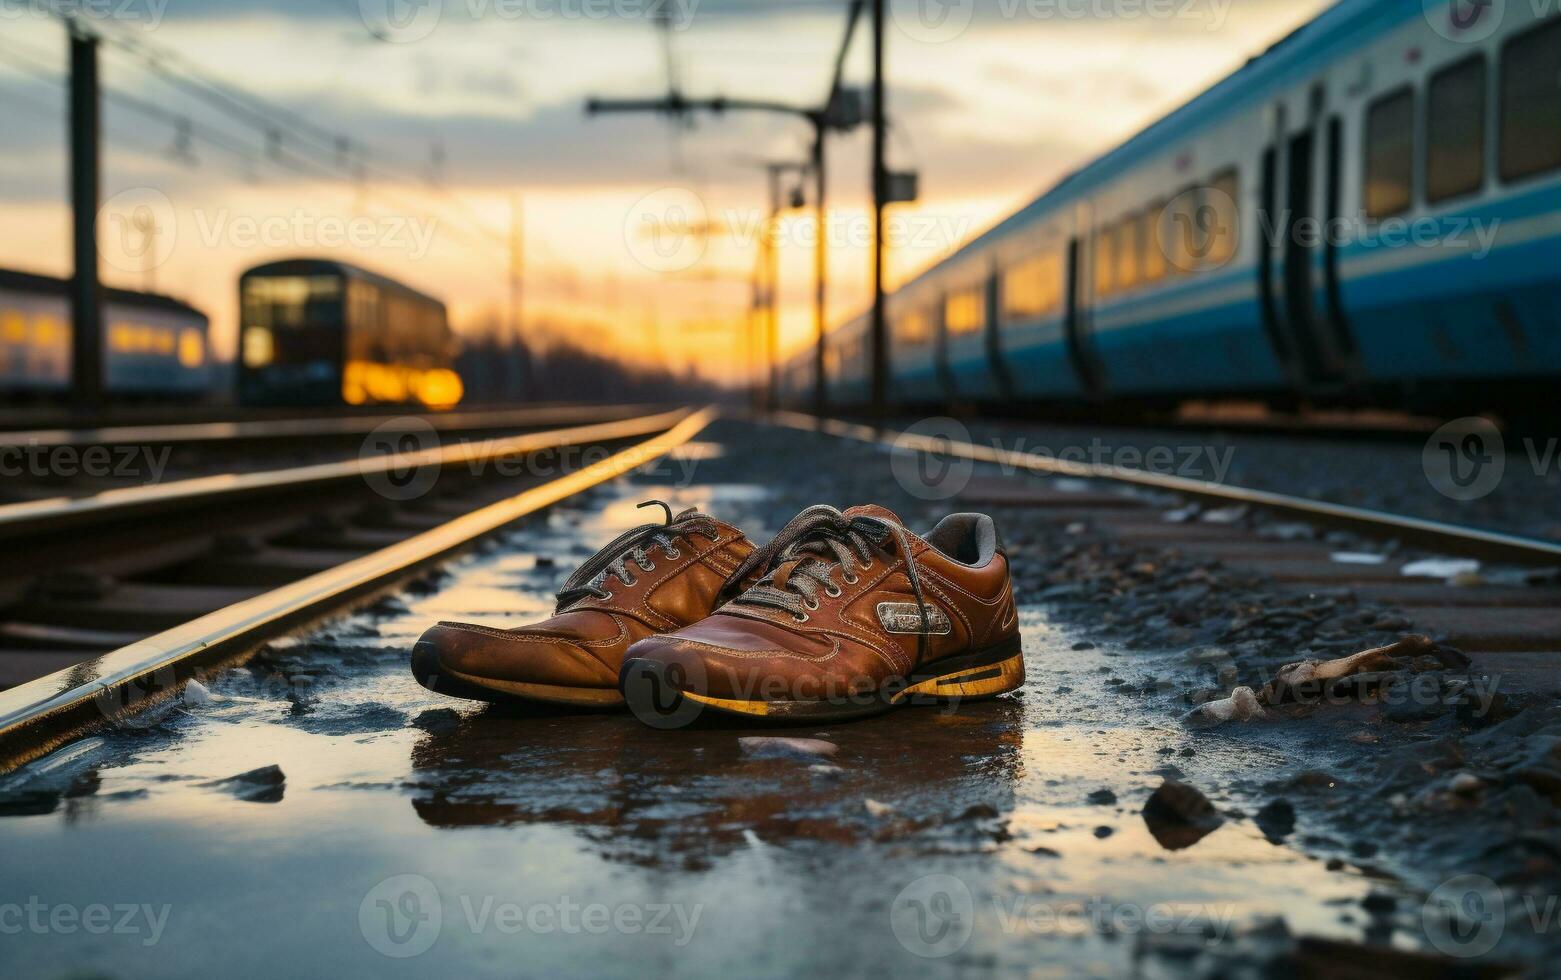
[0,429,1419,978]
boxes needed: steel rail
[0,402,668,448]
[0,407,719,773]
[0,408,694,541]
[771,413,1561,567]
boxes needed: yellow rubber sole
[628,644,1026,724]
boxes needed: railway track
[0,402,669,506]
[1,413,1556,974]
[0,407,715,768]
[777,412,1561,697]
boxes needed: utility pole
[509,194,531,400]
[744,160,807,412]
[586,0,865,416]
[69,26,102,411]
[810,132,827,417]
[870,0,888,423]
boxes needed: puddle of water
[0,470,1412,978]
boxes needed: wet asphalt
[0,419,1553,978]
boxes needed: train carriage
[801,0,1561,417]
[0,268,211,399]
[238,259,461,409]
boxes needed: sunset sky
[0,0,1332,383]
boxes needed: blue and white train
[787,0,1561,415]
[0,268,211,399]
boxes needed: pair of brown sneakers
[412,500,1023,724]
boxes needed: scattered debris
[1330,552,1387,565]
[864,798,895,818]
[1400,557,1480,581]
[1184,686,1266,727]
[1262,636,1434,705]
[1199,505,1248,525]
[738,737,839,760]
[183,679,212,706]
[1142,779,1224,851]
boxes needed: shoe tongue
[843,504,904,526]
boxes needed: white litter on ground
[1185,686,1266,726]
[1401,558,1480,580]
[183,679,213,705]
[1331,552,1387,565]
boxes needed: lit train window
[1205,169,1240,267]
[1499,18,1561,183]
[34,315,67,348]
[1141,206,1166,283]
[1162,188,1200,273]
[896,310,931,346]
[178,328,205,368]
[1001,250,1062,322]
[1,310,25,343]
[1427,56,1487,203]
[1115,216,1142,291]
[944,289,985,335]
[1365,87,1415,218]
[1094,224,1117,297]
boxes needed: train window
[1001,250,1062,322]
[1116,215,1142,291]
[1093,224,1117,297]
[1141,205,1166,283]
[1205,169,1240,267]
[1162,188,1199,273]
[1500,18,1561,182]
[1427,56,1487,203]
[2,311,26,343]
[1365,88,1415,218]
[944,289,985,335]
[896,310,931,346]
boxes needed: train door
[1271,107,1352,393]
[933,293,957,403]
[984,268,1015,399]
[1320,114,1360,377]
[1063,236,1104,393]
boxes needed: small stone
[1142,779,1224,851]
[865,798,895,818]
[1087,789,1118,806]
[183,679,212,706]
[1093,825,1114,839]
[1254,799,1297,840]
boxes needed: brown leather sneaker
[619,504,1023,725]
[412,501,755,707]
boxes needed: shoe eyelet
[639,559,657,572]
[824,585,842,598]
[804,597,820,611]
[842,573,859,586]
[793,612,810,623]
[663,548,681,560]
[859,559,874,571]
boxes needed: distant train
[238,259,462,409]
[0,268,210,398]
[787,0,1561,417]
